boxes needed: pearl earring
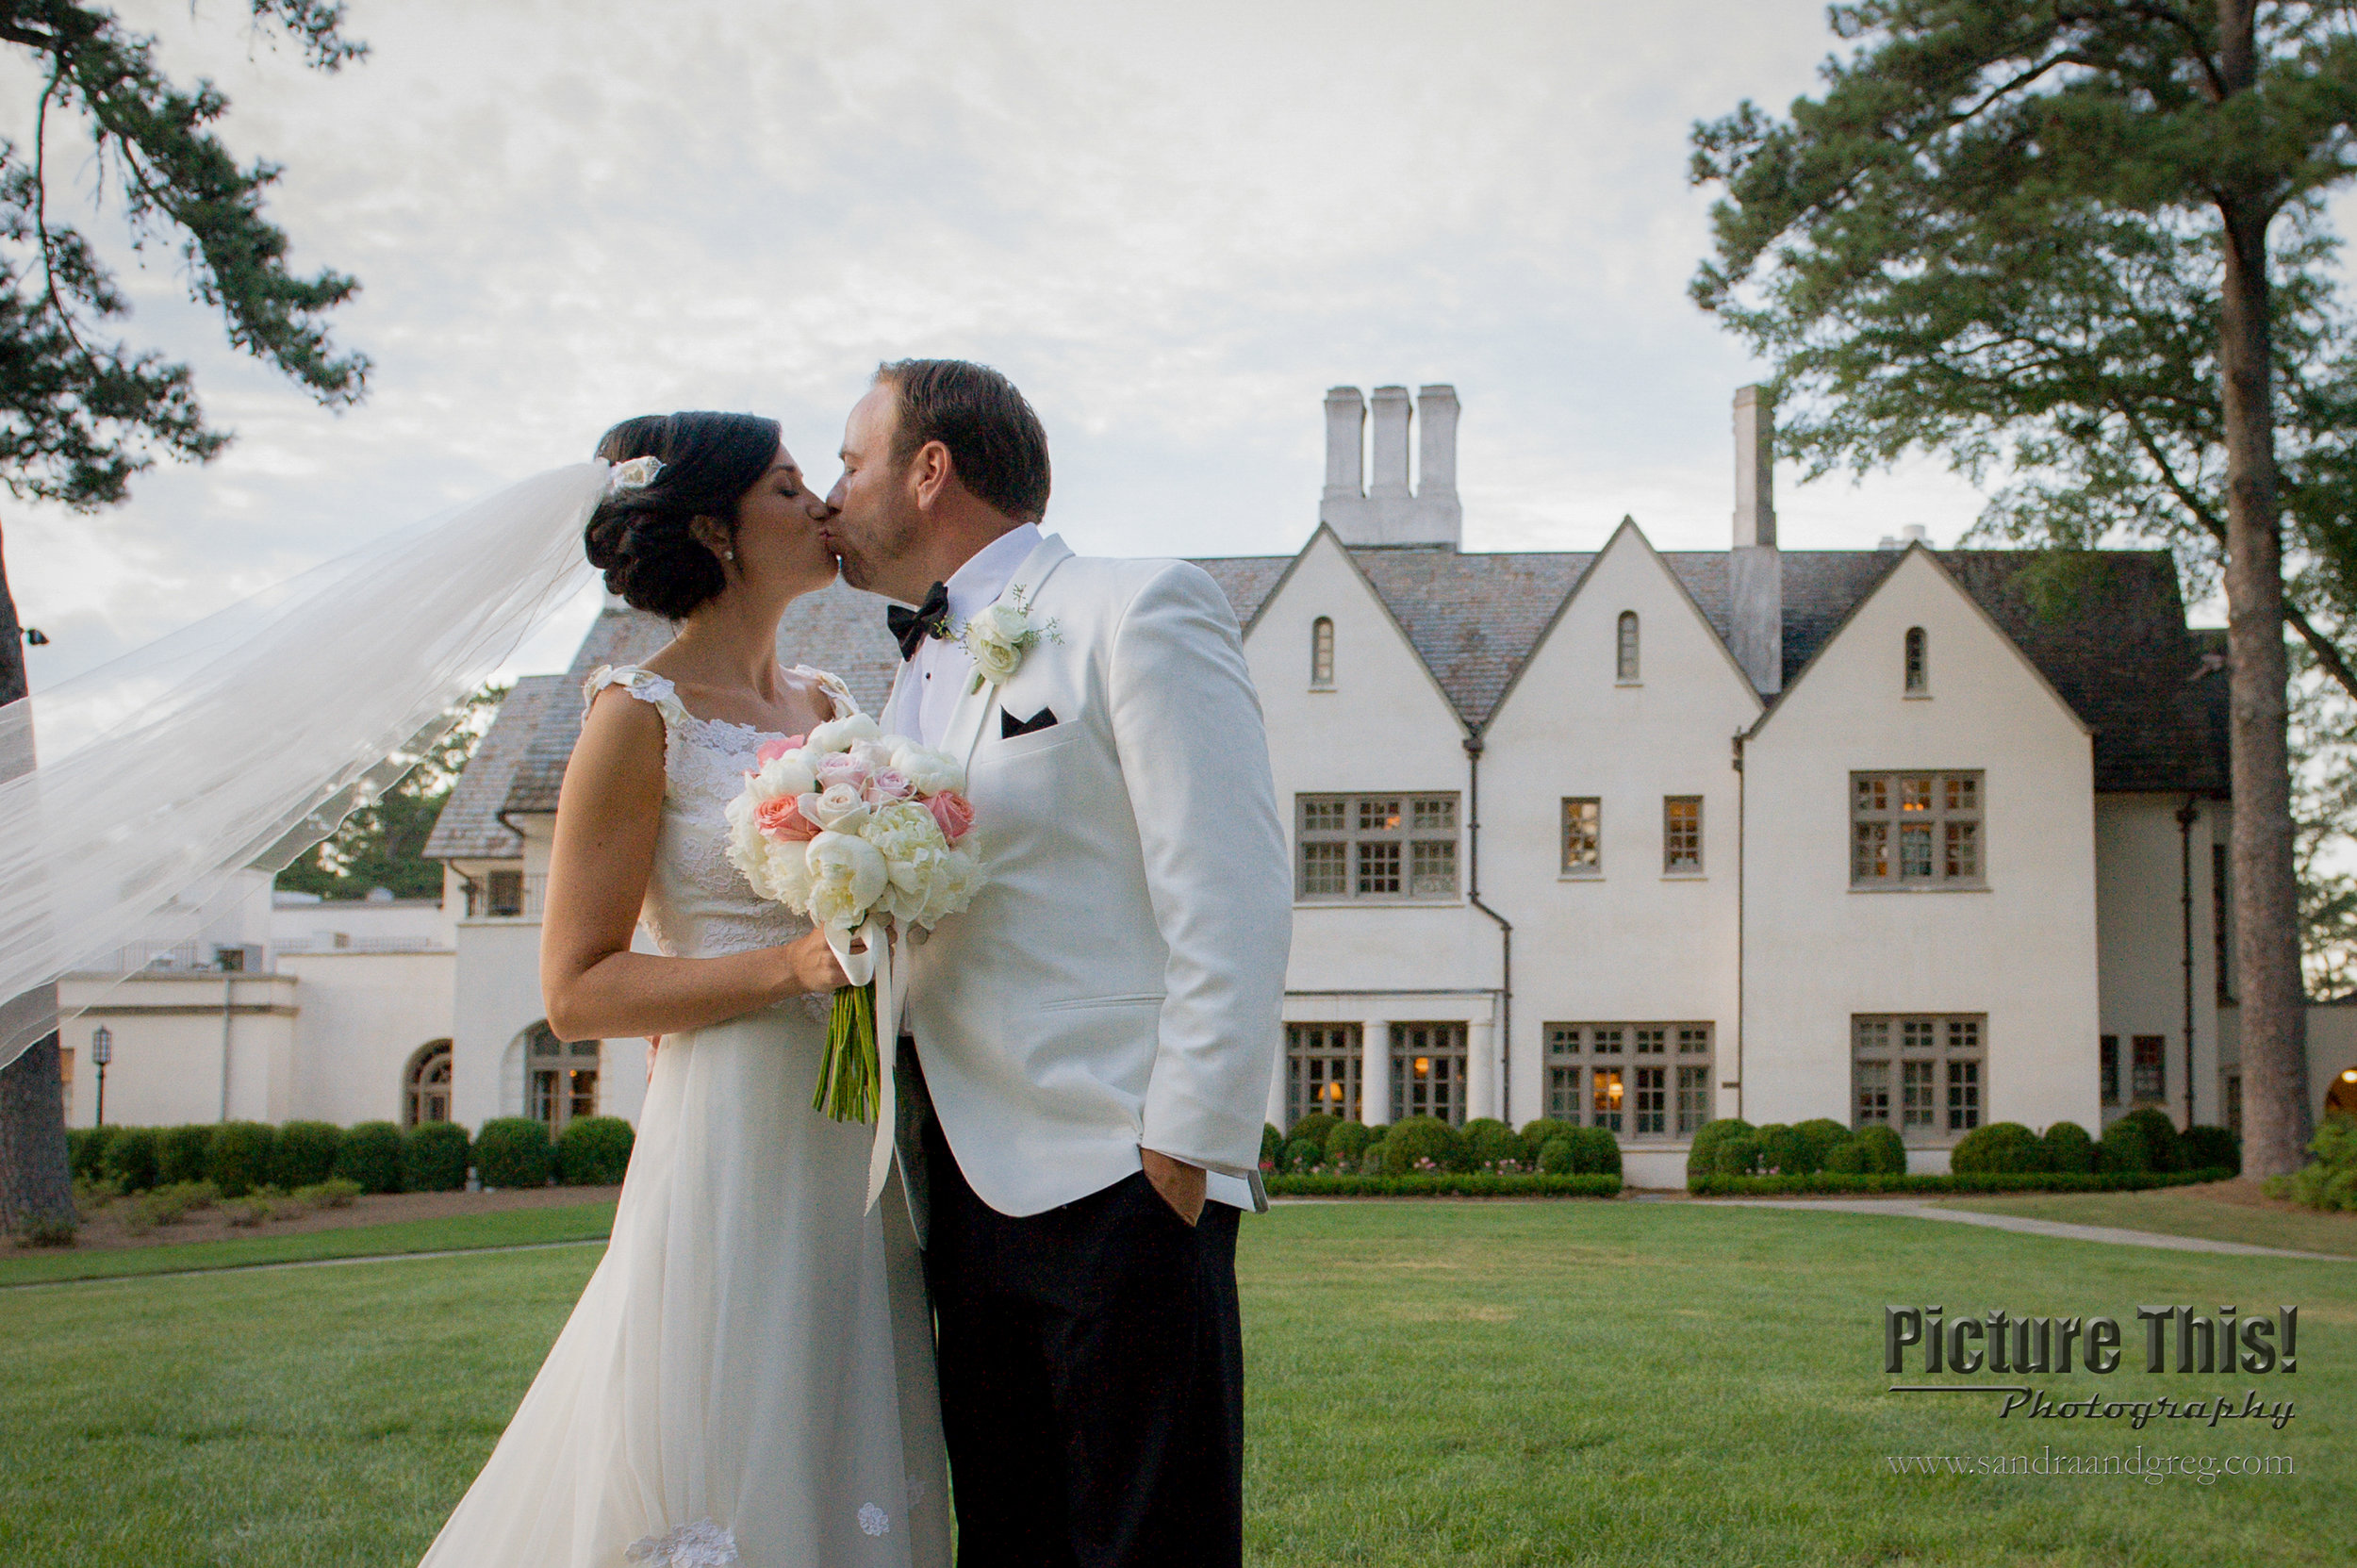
[724,550,735,561]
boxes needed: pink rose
[862,767,914,804]
[754,794,820,843]
[755,734,807,766]
[816,751,865,787]
[925,789,975,845]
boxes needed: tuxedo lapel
[941,534,1075,774]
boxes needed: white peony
[806,831,888,930]
[751,751,818,800]
[806,712,882,754]
[806,784,872,834]
[889,740,965,796]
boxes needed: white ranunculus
[807,784,872,834]
[753,751,818,800]
[806,712,882,754]
[890,740,965,796]
[806,831,888,929]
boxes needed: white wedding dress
[417,663,949,1568]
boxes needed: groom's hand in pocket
[1141,1148,1206,1226]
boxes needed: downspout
[219,975,236,1121]
[1462,730,1512,1123]
[1733,729,1747,1124]
[2178,797,2200,1130]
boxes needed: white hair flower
[607,455,665,494]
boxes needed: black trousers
[921,1114,1244,1568]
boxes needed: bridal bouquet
[725,713,982,1121]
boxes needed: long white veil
[0,463,607,1066]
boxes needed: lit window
[1562,798,1601,874]
[1616,611,1640,681]
[1663,796,1703,873]
[1311,617,1335,688]
[1296,793,1461,901]
[1389,1023,1467,1125]
[1285,1023,1360,1127]
[1851,771,1985,887]
[1545,1023,1712,1142]
[1904,626,1928,693]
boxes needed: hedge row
[66,1114,636,1197]
[1687,1166,2236,1197]
[1264,1172,1623,1198]
[1261,1114,1623,1180]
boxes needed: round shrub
[103,1126,159,1193]
[1792,1118,1851,1175]
[1755,1124,1802,1175]
[1824,1134,1867,1175]
[207,1121,277,1197]
[1325,1121,1373,1163]
[474,1117,553,1189]
[68,1126,118,1182]
[2040,1120,2097,1175]
[1713,1134,1761,1177]
[1950,1122,2046,1176]
[557,1116,636,1185]
[1519,1117,1578,1155]
[1538,1135,1576,1175]
[1381,1116,1463,1175]
[1260,1123,1282,1169]
[334,1121,406,1195]
[2099,1111,2183,1175]
[1357,1142,1388,1176]
[1568,1125,1622,1178]
[1281,1137,1327,1174]
[1462,1118,1528,1171]
[2179,1124,2240,1176]
[1287,1112,1341,1148]
[1851,1124,1907,1174]
[158,1124,215,1186]
[1687,1117,1754,1186]
[272,1120,342,1190]
[2120,1107,2184,1171]
[404,1121,471,1192]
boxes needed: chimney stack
[1729,385,1783,694]
[1318,382,1463,547]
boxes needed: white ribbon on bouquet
[824,913,903,1212]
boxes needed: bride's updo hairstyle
[584,411,783,619]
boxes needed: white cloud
[8,0,2010,692]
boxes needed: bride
[417,411,949,1568]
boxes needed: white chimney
[1319,387,1372,536]
[1729,385,1782,695]
[1319,382,1463,547]
[1369,386,1413,503]
[1415,385,1463,543]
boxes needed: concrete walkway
[2,1235,609,1291]
[1709,1198,2349,1261]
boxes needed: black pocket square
[1001,705,1058,738]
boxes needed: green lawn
[1,1203,2346,1566]
[1937,1186,2357,1258]
[0,1201,617,1287]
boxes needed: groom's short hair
[876,358,1052,524]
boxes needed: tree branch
[2286,599,2357,703]
[29,56,99,375]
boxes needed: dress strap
[583,664,694,729]
[791,664,862,719]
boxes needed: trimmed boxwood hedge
[1380,1116,1464,1175]
[207,1121,277,1197]
[1325,1120,1374,1163]
[272,1120,343,1190]
[1950,1121,2046,1175]
[1286,1112,1342,1148]
[1686,1166,2234,1197]
[2042,1120,2097,1174]
[404,1121,472,1193]
[557,1116,635,1185]
[102,1127,159,1192]
[333,1121,406,1194]
[66,1126,116,1181]
[158,1123,215,1186]
[1264,1172,1622,1198]
[473,1116,553,1189]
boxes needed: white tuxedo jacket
[882,534,1291,1217]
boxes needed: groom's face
[823,385,926,602]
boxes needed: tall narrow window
[1616,611,1640,682]
[1310,617,1335,688]
[1663,796,1703,873]
[1561,798,1601,875]
[2100,1035,2120,1107]
[1904,626,1928,694]
[2131,1035,2166,1103]
[1390,1022,1468,1125]
[1285,1023,1361,1126]
[2212,843,2232,1000]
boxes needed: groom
[825,359,1290,1567]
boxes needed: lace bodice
[584,663,860,961]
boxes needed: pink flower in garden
[754,794,820,843]
[754,734,807,766]
[924,789,976,844]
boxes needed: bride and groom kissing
[415,359,1294,1568]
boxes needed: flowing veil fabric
[0,463,607,1065]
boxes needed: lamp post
[90,1026,112,1128]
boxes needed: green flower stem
[815,981,880,1123]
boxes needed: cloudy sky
[8,0,2036,690]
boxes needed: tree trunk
[0,518,74,1235]
[2215,120,2313,1177]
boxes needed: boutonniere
[958,585,1061,693]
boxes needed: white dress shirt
[906,523,1043,748]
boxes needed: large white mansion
[58,386,2357,1184]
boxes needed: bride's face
[725,447,837,597]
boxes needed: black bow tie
[887,581,953,661]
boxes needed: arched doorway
[522,1021,600,1135]
[2326,1068,2357,1121]
[404,1039,453,1128]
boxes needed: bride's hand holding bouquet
[725,712,981,1121]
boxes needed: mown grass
[0,1201,616,1287]
[0,1203,2346,1567]
[1937,1186,2357,1258]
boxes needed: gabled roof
[433,536,2225,855]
